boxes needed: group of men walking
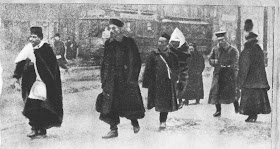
[10,18,271,139]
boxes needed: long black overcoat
[182,47,205,100]
[238,38,270,89]
[100,36,145,119]
[142,49,179,112]
[238,33,271,115]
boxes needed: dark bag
[95,93,104,112]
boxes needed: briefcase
[95,93,104,112]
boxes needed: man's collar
[219,43,230,50]
[33,41,47,50]
[224,43,230,50]
[109,34,124,42]
[114,34,124,42]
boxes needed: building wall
[0,4,275,63]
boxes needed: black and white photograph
[0,0,279,149]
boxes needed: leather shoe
[245,115,257,123]
[37,129,47,136]
[133,126,140,134]
[27,130,38,138]
[213,111,221,117]
[159,122,166,130]
[102,130,118,139]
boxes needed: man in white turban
[168,28,191,109]
[169,27,187,49]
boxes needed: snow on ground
[0,66,271,149]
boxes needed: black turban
[244,19,253,32]
[30,26,43,39]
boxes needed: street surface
[0,64,271,149]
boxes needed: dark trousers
[160,112,168,123]
[100,111,139,131]
[24,98,59,130]
[100,77,140,131]
[24,98,46,130]
[26,99,44,130]
[215,101,239,112]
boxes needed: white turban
[169,28,186,48]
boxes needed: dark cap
[109,19,124,27]
[161,33,170,41]
[215,31,226,39]
[244,19,253,32]
[30,26,43,39]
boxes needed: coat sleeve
[142,52,156,88]
[208,47,219,67]
[13,60,27,79]
[231,48,239,71]
[127,38,142,83]
[238,49,250,88]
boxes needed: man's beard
[31,41,40,47]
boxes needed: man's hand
[10,78,21,92]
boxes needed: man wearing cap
[99,19,145,138]
[11,27,63,138]
[52,33,68,72]
[142,33,179,130]
[208,31,240,117]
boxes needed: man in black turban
[30,27,43,40]
[12,26,63,138]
